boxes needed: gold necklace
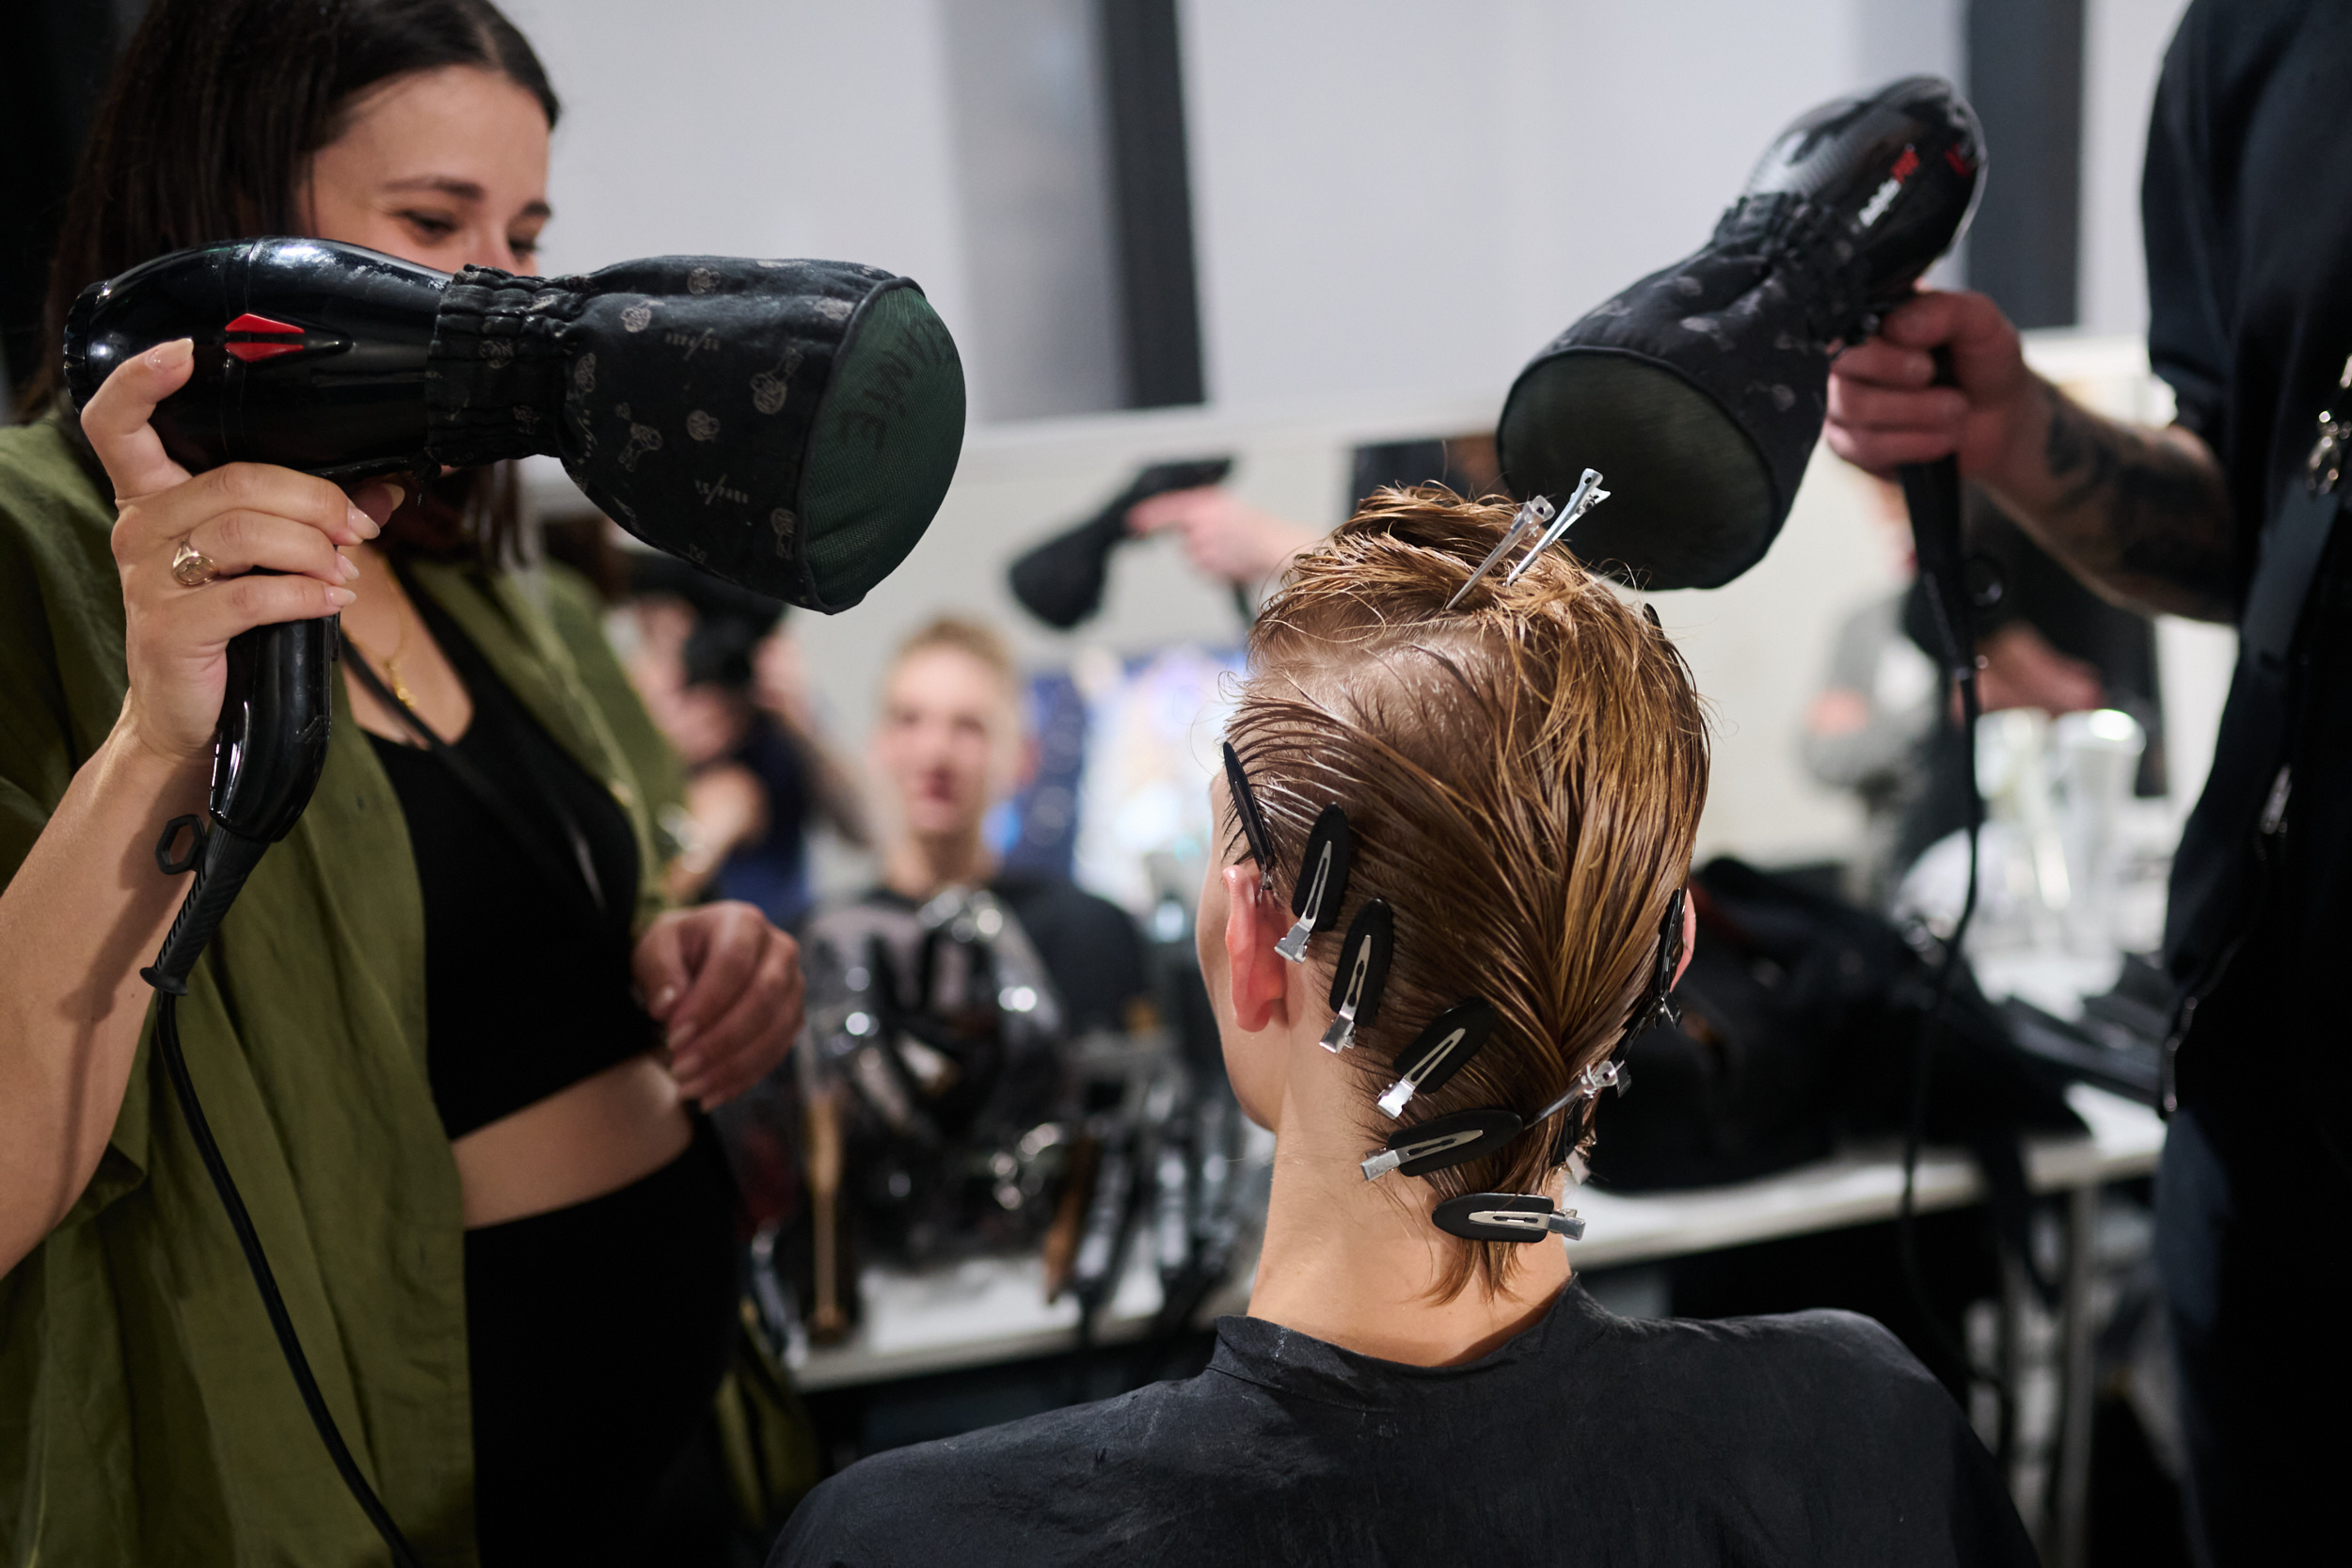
[348,597,417,708]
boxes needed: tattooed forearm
[2016,381,2236,622]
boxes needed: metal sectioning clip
[1442,469,1609,610]
[1503,468,1611,587]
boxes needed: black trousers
[2156,1103,2352,1566]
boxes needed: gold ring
[169,539,219,589]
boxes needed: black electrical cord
[142,818,423,1568]
[1891,376,2013,1437]
[1892,671,2010,1439]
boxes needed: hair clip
[1502,468,1611,588]
[1359,1107,1524,1181]
[1626,887,1687,1040]
[1320,899,1394,1052]
[1376,997,1497,1118]
[1274,805,1352,963]
[1221,741,1278,896]
[1444,469,1612,609]
[1445,494,1555,610]
[1535,1053,1636,1166]
[1433,1193,1585,1243]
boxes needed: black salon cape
[771,1284,2033,1567]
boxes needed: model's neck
[882,830,997,901]
[1243,1028,1571,1368]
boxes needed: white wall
[2077,0,2194,336]
[505,0,2196,870]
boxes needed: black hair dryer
[66,234,968,985]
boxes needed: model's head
[1200,487,1709,1296]
[873,616,1028,848]
[28,0,557,415]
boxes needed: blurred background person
[856,614,1146,1032]
[623,554,866,928]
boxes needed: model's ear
[1223,863,1292,1032]
[1673,891,1697,989]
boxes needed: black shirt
[2142,0,2352,1138]
[367,593,657,1137]
[772,1285,2033,1567]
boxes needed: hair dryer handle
[210,601,340,843]
[1899,347,1973,681]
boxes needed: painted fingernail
[327,587,358,607]
[347,503,380,539]
[668,1022,697,1053]
[653,986,679,1017]
[145,339,193,370]
[338,554,360,582]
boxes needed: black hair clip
[1220,741,1278,896]
[1274,805,1352,964]
[1625,886,1686,1041]
[1359,1107,1523,1181]
[1376,996,1496,1118]
[1319,899,1394,1052]
[1433,1193,1585,1243]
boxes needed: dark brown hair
[1227,486,1709,1298]
[24,0,556,419]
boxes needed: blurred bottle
[2053,709,2147,958]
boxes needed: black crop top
[368,588,658,1139]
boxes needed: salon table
[791,1083,2160,1566]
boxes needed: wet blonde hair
[1227,486,1709,1298]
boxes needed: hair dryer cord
[144,843,422,1568]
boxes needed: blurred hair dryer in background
[1008,456,1232,629]
[1496,75,1982,590]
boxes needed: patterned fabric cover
[429,256,964,610]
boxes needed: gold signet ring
[169,539,220,589]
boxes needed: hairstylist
[0,4,801,1564]
[1825,5,2348,1560]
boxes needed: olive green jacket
[0,415,676,1567]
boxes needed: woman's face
[304,65,552,274]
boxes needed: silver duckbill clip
[1503,469,1610,587]
[1445,493,1553,610]
[1442,468,1611,610]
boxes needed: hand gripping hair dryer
[1496,75,1982,591]
[62,238,964,1567]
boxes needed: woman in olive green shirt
[0,3,802,1563]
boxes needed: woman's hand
[84,339,386,764]
[633,902,803,1109]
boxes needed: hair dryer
[1495,75,1982,593]
[66,235,965,985]
[63,236,965,1565]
